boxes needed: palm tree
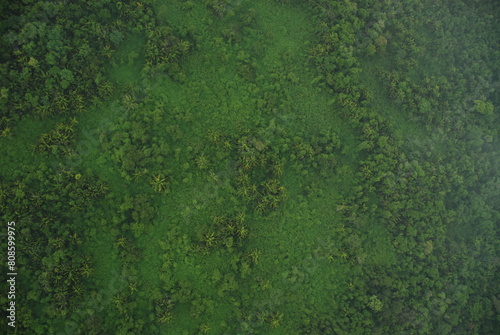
[361,165,373,179]
[177,40,191,56]
[64,267,77,284]
[71,91,85,112]
[212,215,226,226]
[209,171,219,183]
[236,173,250,186]
[269,312,284,328]
[250,183,259,195]
[54,95,70,114]
[196,154,209,169]
[122,93,138,111]
[54,287,68,303]
[115,237,128,248]
[70,232,81,245]
[37,136,52,153]
[158,312,173,324]
[256,201,267,213]
[242,154,257,170]
[236,212,245,223]
[199,324,211,334]
[339,250,348,260]
[80,260,93,277]
[49,237,64,249]
[129,281,138,294]
[101,45,114,58]
[248,249,260,264]
[236,225,248,239]
[0,126,12,138]
[269,196,280,208]
[132,168,147,182]
[73,283,84,296]
[257,278,271,290]
[208,130,222,144]
[204,232,218,247]
[272,162,284,176]
[265,179,280,194]
[222,222,236,236]
[223,140,232,150]
[151,174,168,192]
[113,294,126,313]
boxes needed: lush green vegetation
[1,0,499,334]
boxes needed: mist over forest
[0,0,499,334]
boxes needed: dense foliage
[1,0,498,334]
